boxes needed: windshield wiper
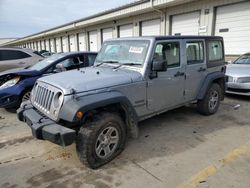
[122,63,141,66]
[113,63,141,70]
[95,60,119,67]
[103,61,119,64]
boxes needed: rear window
[33,51,43,57]
[208,41,223,61]
[0,50,31,61]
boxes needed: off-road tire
[197,83,222,115]
[76,112,127,169]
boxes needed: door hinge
[183,90,186,96]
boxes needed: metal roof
[8,0,149,43]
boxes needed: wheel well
[20,87,32,100]
[212,77,225,100]
[84,103,138,138]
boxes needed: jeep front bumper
[17,102,76,147]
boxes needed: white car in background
[0,47,44,72]
[226,53,250,96]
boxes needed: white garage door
[62,36,69,52]
[119,24,133,38]
[35,42,38,50]
[141,19,161,36]
[89,31,98,52]
[78,33,86,51]
[41,41,45,50]
[56,38,62,53]
[37,41,41,51]
[45,40,50,51]
[50,39,55,53]
[215,2,250,55]
[171,11,200,35]
[69,35,77,52]
[102,28,113,43]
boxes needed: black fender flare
[197,72,226,100]
[59,91,139,138]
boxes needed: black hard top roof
[154,35,223,40]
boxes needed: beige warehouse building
[4,0,250,58]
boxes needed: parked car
[226,53,250,96]
[39,50,54,57]
[0,52,97,108]
[0,47,44,72]
[18,36,226,169]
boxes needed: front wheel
[197,83,222,115]
[21,90,31,103]
[76,112,127,169]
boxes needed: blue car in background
[0,51,97,109]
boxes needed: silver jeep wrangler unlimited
[18,36,226,169]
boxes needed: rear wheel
[76,112,127,169]
[197,83,222,115]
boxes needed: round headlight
[53,92,64,108]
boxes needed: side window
[61,58,79,69]
[88,54,97,66]
[0,50,31,61]
[186,41,204,65]
[154,42,180,68]
[208,41,223,61]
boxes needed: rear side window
[0,50,31,61]
[208,41,223,61]
[186,41,204,64]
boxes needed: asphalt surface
[0,94,250,188]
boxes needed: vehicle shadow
[4,108,17,114]
[105,96,250,169]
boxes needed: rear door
[147,40,185,110]
[184,39,207,101]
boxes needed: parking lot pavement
[0,95,250,188]
[0,108,32,144]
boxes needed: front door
[147,40,185,110]
[184,39,207,101]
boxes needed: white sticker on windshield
[129,47,144,54]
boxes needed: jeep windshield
[95,40,150,67]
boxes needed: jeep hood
[38,66,143,95]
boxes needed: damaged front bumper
[17,101,76,147]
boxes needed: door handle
[174,71,185,77]
[18,62,25,64]
[198,67,206,72]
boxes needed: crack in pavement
[130,159,163,183]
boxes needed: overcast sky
[0,0,136,38]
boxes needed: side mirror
[55,63,66,72]
[152,59,167,72]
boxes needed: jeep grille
[33,85,54,113]
[31,81,62,120]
